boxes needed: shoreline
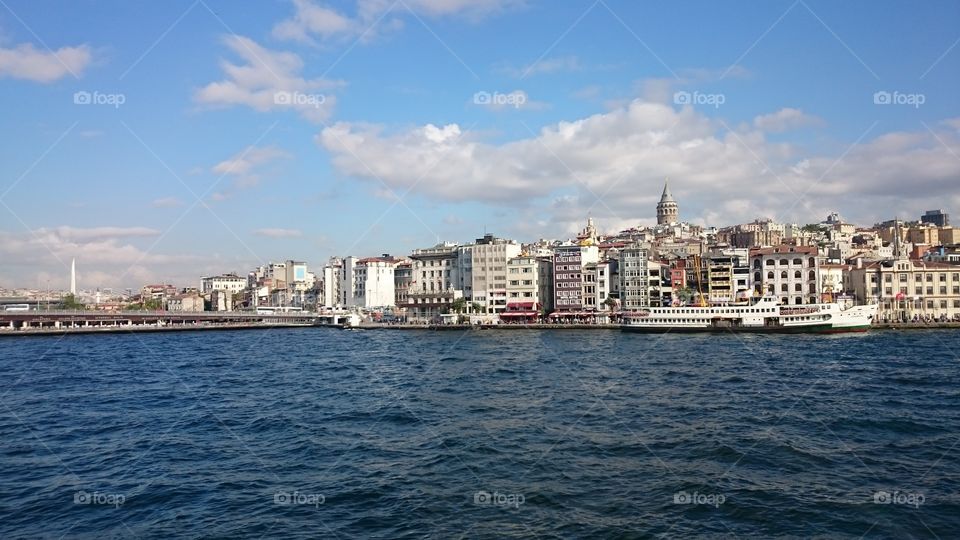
[1,321,958,337]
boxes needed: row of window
[877,273,960,282]
[759,257,816,267]
[756,270,817,280]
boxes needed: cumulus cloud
[253,228,303,238]
[0,42,91,82]
[211,145,291,191]
[0,226,201,289]
[194,35,341,122]
[318,99,960,232]
[272,0,521,43]
[753,108,824,133]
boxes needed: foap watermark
[73,90,126,109]
[873,91,925,108]
[673,90,725,109]
[673,490,725,508]
[874,490,925,508]
[273,91,326,109]
[474,490,525,509]
[74,490,125,508]
[473,90,527,109]
[274,490,325,508]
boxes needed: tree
[471,302,483,314]
[451,297,467,314]
[61,294,84,310]
[603,297,618,310]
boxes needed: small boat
[621,296,877,334]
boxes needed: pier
[0,310,355,336]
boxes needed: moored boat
[621,296,877,334]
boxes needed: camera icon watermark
[273,490,325,508]
[473,490,525,509]
[873,91,925,108]
[273,91,326,109]
[73,91,126,109]
[873,490,924,508]
[673,490,725,508]
[73,490,125,508]
[473,90,527,109]
[673,90,725,109]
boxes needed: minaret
[656,179,679,225]
[70,258,77,295]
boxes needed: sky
[0,0,958,290]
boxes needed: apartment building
[404,243,462,321]
[849,259,960,320]
[749,245,820,305]
[458,234,521,315]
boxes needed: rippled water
[1,328,958,538]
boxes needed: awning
[500,311,538,317]
[506,302,537,309]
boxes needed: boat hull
[620,323,851,334]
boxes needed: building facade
[749,245,820,305]
[404,243,462,321]
[458,234,521,315]
[849,259,960,321]
[619,247,651,310]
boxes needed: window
[781,284,788,292]
[810,270,816,280]
[793,258,802,265]
[779,259,787,265]
[900,273,908,281]
[781,271,788,279]
[809,257,815,267]
[767,271,774,279]
[766,259,774,266]
[795,271,802,279]
[755,272,762,282]
[795,283,802,291]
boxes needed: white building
[200,274,247,295]
[458,234,522,315]
[339,255,399,308]
[749,245,820,305]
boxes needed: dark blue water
[1,328,958,538]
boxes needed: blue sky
[0,0,958,289]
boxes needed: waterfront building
[656,181,679,225]
[340,255,399,308]
[553,242,600,313]
[320,257,343,309]
[703,249,751,303]
[403,242,462,321]
[749,245,820,305]
[458,234,521,315]
[619,247,651,310]
[394,261,412,313]
[848,259,960,321]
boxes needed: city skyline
[1,0,958,289]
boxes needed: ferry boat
[621,296,878,334]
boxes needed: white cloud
[273,0,521,43]
[151,197,184,208]
[194,35,341,122]
[753,108,824,133]
[318,99,960,230]
[0,42,91,83]
[501,55,582,77]
[253,228,303,238]
[211,145,291,190]
[0,226,200,289]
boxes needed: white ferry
[621,296,878,334]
